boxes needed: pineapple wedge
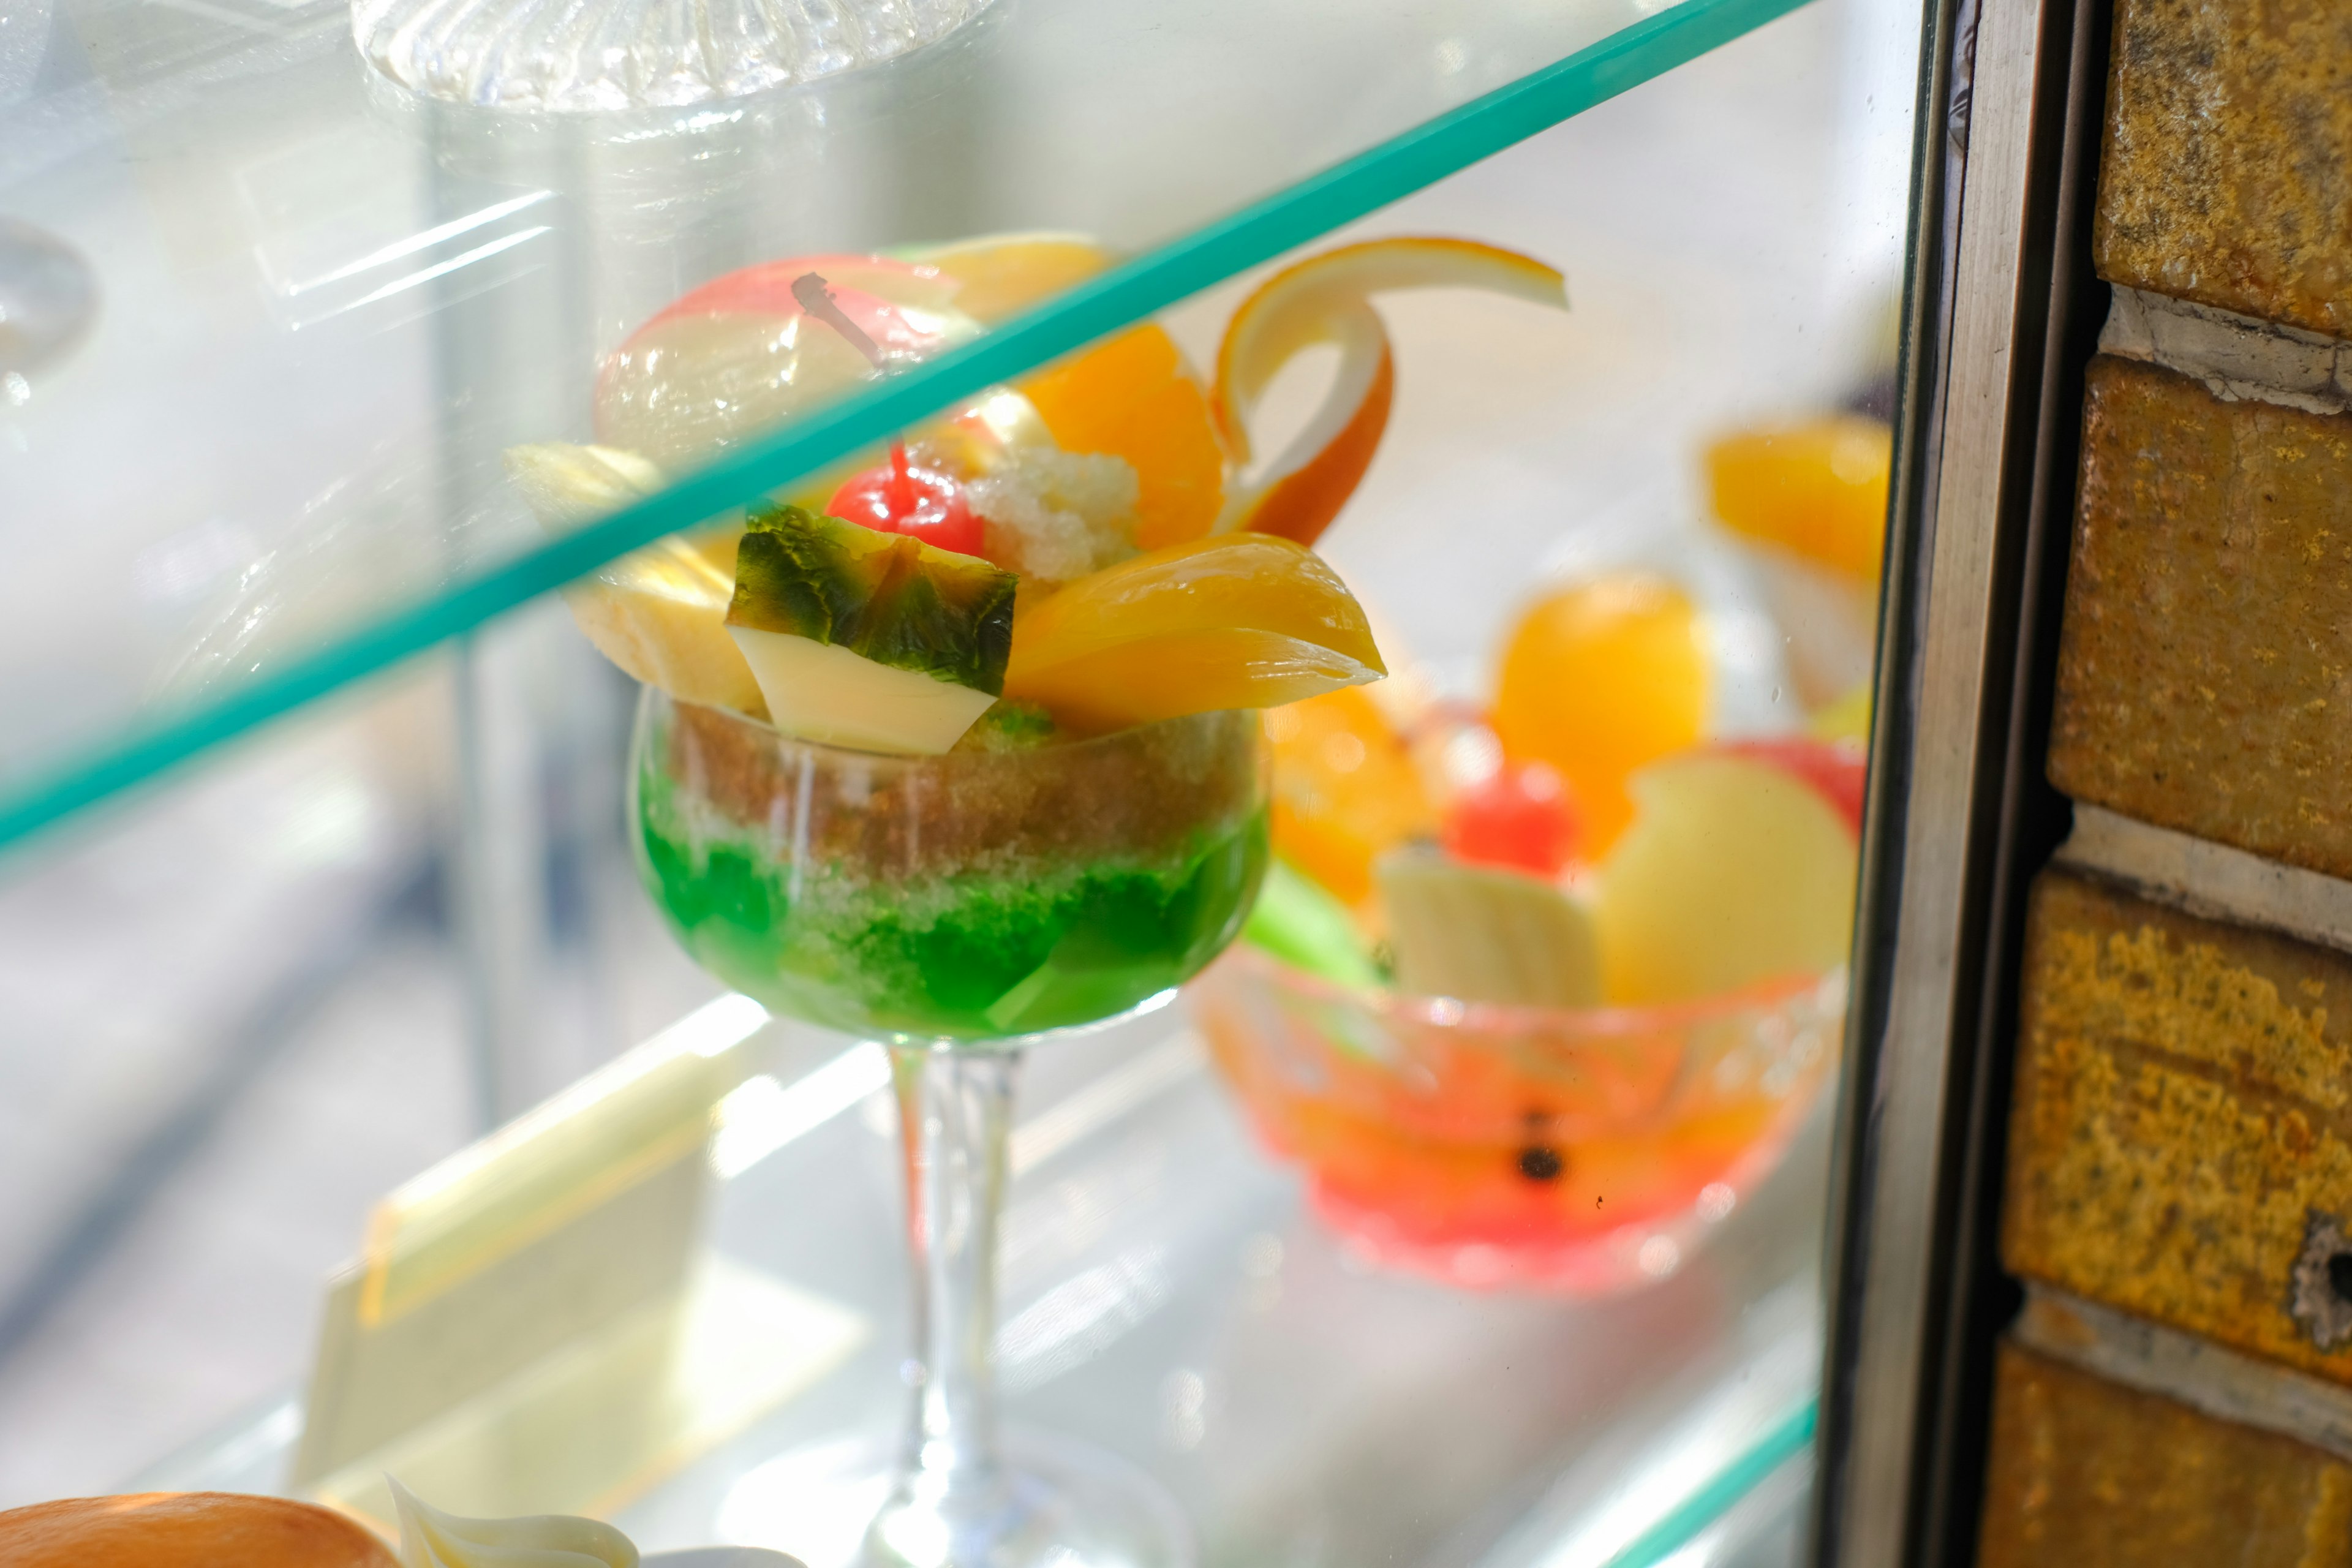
[1376,848,1602,1009]
[504,442,767,720]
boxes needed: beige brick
[2096,0,2352,337]
[2005,867,2352,1383]
[1978,1340,2352,1568]
[2047,356,2352,879]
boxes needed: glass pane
[0,0,1923,1555]
[0,0,1803,849]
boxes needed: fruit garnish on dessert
[1376,846,1601,1008]
[1242,856,1385,990]
[726,505,1016,755]
[1706,414,1891,716]
[390,1479,636,1568]
[515,232,1571,759]
[916,232,1120,325]
[1018,324,1226,551]
[0,1491,398,1568]
[1213,238,1568,545]
[1491,571,1710,857]
[1265,684,1436,910]
[1705,415,1891,581]
[1593,744,1862,1005]
[1001,533,1385,734]
[828,439,984,556]
[1235,562,1863,1015]
[505,442,767,718]
[595,254,976,469]
[1717,736,1868,832]
[1442,760,1579,877]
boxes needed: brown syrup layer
[663,699,1261,876]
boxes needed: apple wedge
[1595,748,1860,1005]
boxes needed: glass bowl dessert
[514,232,1567,1568]
[1192,946,1844,1295]
[633,688,1269,1042]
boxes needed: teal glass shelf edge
[1606,1398,1818,1568]
[0,0,1810,853]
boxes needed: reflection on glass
[631,688,1267,1567]
[0,217,94,380]
[352,0,995,111]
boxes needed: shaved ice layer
[968,448,1141,586]
[633,699,1267,1041]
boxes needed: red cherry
[1718,738,1867,834]
[1444,761,1581,876]
[829,441,984,557]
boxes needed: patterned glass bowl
[1191,946,1843,1294]
[353,0,995,111]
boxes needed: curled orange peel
[1213,237,1568,546]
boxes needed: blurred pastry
[0,1491,396,1568]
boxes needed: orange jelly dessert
[1207,537,1861,1291]
[1196,950,1842,1292]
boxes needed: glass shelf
[0,0,1804,850]
[128,1002,1833,1568]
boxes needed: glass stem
[890,1044,1020,1519]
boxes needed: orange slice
[1214,237,1567,546]
[1265,685,1435,910]
[1017,325,1228,551]
[1705,415,1892,581]
[1490,572,1710,856]
[1003,534,1384,733]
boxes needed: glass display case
[0,0,1934,1561]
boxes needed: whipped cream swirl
[390,1480,639,1568]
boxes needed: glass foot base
[719,1429,1193,1568]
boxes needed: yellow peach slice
[1002,534,1384,733]
[917,232,1122,323]
[1213,237,1567,545]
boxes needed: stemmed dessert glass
[631,687,1268,1568]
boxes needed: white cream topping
[390,1479,640,1568]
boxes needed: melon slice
[726,506,1016,754]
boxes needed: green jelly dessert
[631,693,1269,1042]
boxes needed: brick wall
[1981,0,2352,1561]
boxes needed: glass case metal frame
[1814,0,2113,1559]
